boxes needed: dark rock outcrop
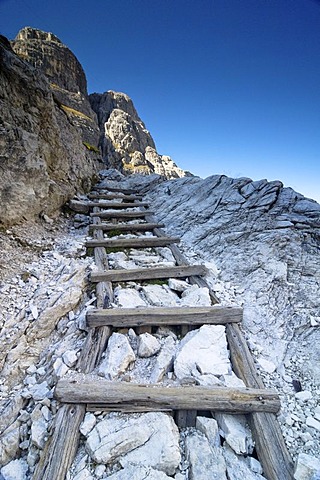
[0,31,101,226]
[90,91,190,178]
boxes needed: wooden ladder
[34,183,294,480]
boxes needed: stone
[114,287,146,308]
[1,459,29,480]
[295,391,312,402]
[223,445,265,480]
[294,453,320,480]
[73,469,94,480]
[174,325,230,380]
[306,417,320,431]
[62,349,78,367]
[185,431,227,479]
[53,357,69,378]
[257,357,276,374]
[85,412,180,475]
[215,413,254,455]
[29,381,50,401]
[196,416,221,448]
[222,372,246,388]
[94,464,106,478]
[179,285,211,306]
[107,464,172,480]
[137,333,161,358]
[80,413,97,437]
[1,28,99,227]
[98,333,136,379]
[0,422,20,466]
[246,457,263,475]
[142,284,179,307]
[168,278,190,292]
[30,406,48,449]
[150,336,176,382]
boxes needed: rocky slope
[89,90,190,178]
[0,30,101,227]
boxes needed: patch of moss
[105,247,125,254]
[107,229,123,238]
[83,142,100,154]
[60,104,93,122]
[142,279,168,286]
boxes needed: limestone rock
[168,278,190,292]
[98,333,135,379]
[0,459,28,480]
[114,287,146,308]
[107,464,172,480]
[215,413,254,454]
[85,412,180,475]
[89,90,189,178]
[150,336,177,382]
[137,333,161,358]
[142,284,179,307]
[179,285,211,306]
[174,325,230,380]
[223,445,266,480]
[294,453,320,480]
[0,30,100,226]
[80,413,97,437]
[185,431,227,479]
[0,421,20,466]
[196,416,220,448]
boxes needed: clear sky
[1,0,320,202]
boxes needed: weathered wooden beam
[87,305,243,328]
[88,193,143,201]
[90,265,207,283]
[90,211,154,219]
[226,323,294,480]
[87,201,149,209]
[85,237,180,249]
[55,375,281,414]
[89,222,165,233]
[94,185,138,194]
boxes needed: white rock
[53,357,69,378]
[114,287,146,308]
[142,284,179,306]
[314,406,320,421]
[168,278,189,292]
[62,349,78,367]
[29,381,50,401]
[0,422,20,466]
[80,413,97,437]
[196,416,220,448]
[295,391,312,402]
[29,303,39,320]
[306,416,320,431]
[185,431,227,479]
[1,459,28,480]
[94,464,106,478]
[138,333,161,358]
[223,444,265,480]
[245,457,263,475]
[98,333,136,379]
[174,325,230,380]
[294,453,320,479]
[86,412,180,475]
[150,336,176,382]
[215,413,254,455]
[30,407,47,449]
[107,464,172,479]
[222,372,246,388]
[257,357,276,373]
[179,285,211,306]
[73,468,94,480]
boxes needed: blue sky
[1,0,320,202]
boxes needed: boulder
[185,431,227,479]
[98,333,135,379]
[294,453,320,480]
[150,336,177,382]
[137,333,161,358]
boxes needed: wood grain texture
[55,375,281,413]
[90,211,154,218]
[87,201,149,209]
[85,237,180,248]
[88,193,143,201]
[87,305,243,328]
[89,222,165,232]
[90,264,207,283]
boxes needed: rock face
[0,30,101,226]
[89,90,190,178]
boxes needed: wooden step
[94,185,138,194]
[89,222,165,233]
[87,201,149,209]
[55,374,281,414]
[85,237,180,249]
[86,305,243,327]
[88,193,143,201]
[90,211,154,219]
[90,265,207,283]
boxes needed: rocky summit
[0,25,320,480]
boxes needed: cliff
[89,90,190,178]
